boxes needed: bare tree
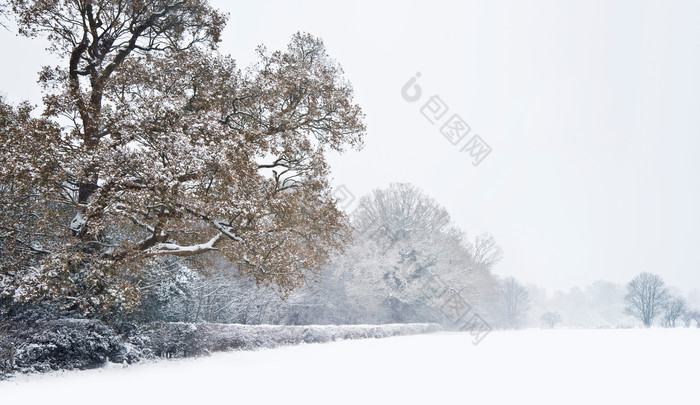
[0,2,9,30]
[471,234,503,271]
[502,277,529,329]
[540,311,562,329]
[662,296,687,328]
[344,183,462,323]
[681,311,692,328]
[352,183,452,245]
[688,310,700,328]
[624,272,669,328]
[337,183,501,325]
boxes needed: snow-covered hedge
[138,322,442,358]
[1,319,439,377]
[0,318,126,374]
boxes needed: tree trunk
[9,343,15,372]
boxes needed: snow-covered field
[1,329,697,404]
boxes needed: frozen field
[1,329,697,404]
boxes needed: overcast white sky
[2,0,700,295]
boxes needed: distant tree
[661,296,687,328]
[470,234,503,271]
[340,183,455,323]
[338,183,501,325]
[681,311,692,328]
[688,310,700,328]
[540,311,562,329]
[502,277,529,329]
[585,280,628,327]
[624,273,669,328]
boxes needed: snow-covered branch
[146,218,245,257]
[15,238,52,255]
[213,220,243,242]
[149,233,222,257]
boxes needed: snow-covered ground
[1,329,697,404]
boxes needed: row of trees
[623,272,699,328]
[508,273,700,329]
[132,183,522,330]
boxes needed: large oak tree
[0,1,365,313]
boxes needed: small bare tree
[681,312,692,328]
[540,311,562,329]
[688,310,700,328]
[471,234,503,271]
[502,277,529,329]
[624,272,669,328]
[662,296,687,328]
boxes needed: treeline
[0,182,514,375]
[518,275,700,329]
[118,183,511,330]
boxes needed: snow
[69,211,86,232]
[1,329,697,404]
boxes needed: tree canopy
[0,1,365,313]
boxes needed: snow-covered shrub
[1,299,440,378]
[137,322,441,358]
[0,303,127,374]
[5,318,125,373]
